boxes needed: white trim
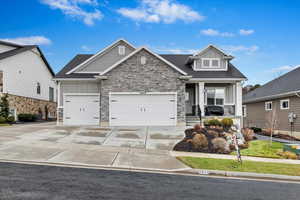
[146,92,177,95]
[280,99,290,110]
[73,71,102,74]
[242,105,247,117]
[100,47,187,76]
[63,93,100,96]
[109,92,141,95]
[265,101,273,111]
[53,78,97,81]
[66,39,136,74]
[189,78,246,82]
[193,44,232,58]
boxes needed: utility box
[283,144,300,155]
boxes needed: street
[0,162,299,200]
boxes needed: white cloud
[0,36,52,45]
[41,0,103,26]
[269,65,299,73]
[221,45,259,54]
[239,29,254,36]
[117,0,204,24]
[201,29,235,37]
[81,45,92,51]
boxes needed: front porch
[185,81,243,127]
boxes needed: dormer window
[202,58,220,68]
[118,45,125,55]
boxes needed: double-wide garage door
[64,94,100,125]
[110,93,177,126]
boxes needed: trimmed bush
[241,128,255,141]
[212,137,230,154]
[278,151,298,160]
[6,116,15,123]
[190,133,208,151]
[251,127,262,133]
[0,116,6,124]
[221,118,233,129]
[18,113,38,122]
[206,119,222,127]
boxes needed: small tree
[0,93,9,119]
[266,104,278,146]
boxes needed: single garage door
[64,94,100,125]
[110,93,177,126]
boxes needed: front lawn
[0,123,11,127]
[178,157,300,176]
[231,140,284,159]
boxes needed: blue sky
[1,0,300,85]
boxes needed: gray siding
[100,49,186,124]
[244,96,300,132]
[195,48,227,70]
[76,41,135,73]
[59,81,100,106]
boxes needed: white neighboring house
[0,40,57,120]
[55,39,247,127]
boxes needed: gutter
[244,90,300,103]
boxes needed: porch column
[236,81,243,123]
[198,82,205,116]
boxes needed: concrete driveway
[0,123,188,171]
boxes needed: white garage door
[64,94,100,125]
[110,93,177,126]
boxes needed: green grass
[0,123,11,126]
[178,157,300,176]
[231,140,284,158]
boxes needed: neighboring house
[243,66,300,135]
[0,40,57,120]
[55,39,246,127]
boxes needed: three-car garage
[63,93,177,126]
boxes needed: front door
[185,85,195,116]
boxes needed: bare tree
[266,103,279,145]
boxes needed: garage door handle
[170,117,175,119]
[66,117,71,119]
[111,117,117,119]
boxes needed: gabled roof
[66,39,136,75]
[55,53,246,79]
[193,44,233,59]
[0,40,55,77]
[0,40,23,48]
[100,47,187,76]
[160,54,246,79]
[243,66,300,103]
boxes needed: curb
[0,158,299,182]
[183,168,300,182]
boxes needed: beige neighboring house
[243,66,300,137]
[0,40,57,120]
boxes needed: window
[265,101,272,111]
[242,105,247,117]
[141,56,146,65]
[280,99,289,110]
[206,88,225,106]
[37,82,41,95]
[118,45,125,55]
[202,58,220,68]
[49,87,54,102]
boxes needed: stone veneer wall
[100,49,186,125]
[6,93,57,119]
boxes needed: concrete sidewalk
[171,151,300,164]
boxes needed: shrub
[190,133,208,151]
[206,119,222,127]
[0,93,9,119]
[278,151,298,160]
[193,124,202,132]
[221,118,233,130]
[18,113,38,122]
[6,116,15,123]
[0,116,6,124]
[250,127,262,133]
[241,128,255,141]
[212,137,230,154]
